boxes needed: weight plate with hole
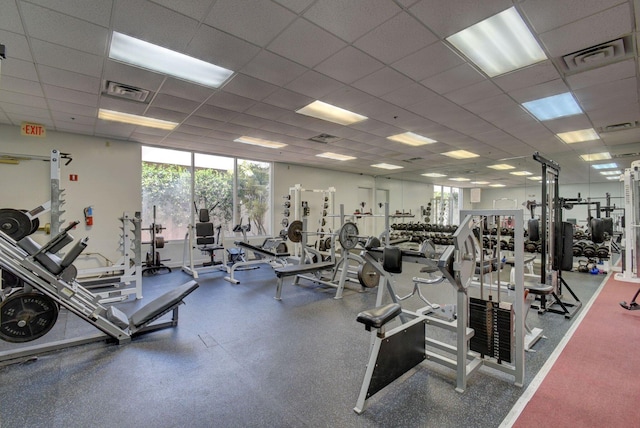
[287,220,304,243]
[0,291,59,343]
[0,208,32,240]
[357,262,380,288]
[338,221,359,250]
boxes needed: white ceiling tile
[98,96,147,115]
[241,50,308,86]
[493,61,561,92]
[353,12,438,64]
[538,3,632,58]
[94,121,136,138]
[542,114,594,134]
[31,39,102,77]
[182,115,224,130]
[113,0,200,51]
[193,104,239,122]
[304,0,400,43]
[244,103,290,121]
[285,71,344,98]
[508,79,570,103]
[520,0,626,34]
[51,110,95,125]
[0,58,38,82]
[173,123,212,137]
[206,91,256,112]
[464,94,518,115]
[0,30,33,62]
[260,121,316,139]
[263,88,314,110]
[391,42,464,81]
[446,80,502,105]
[567,59,636,91]
[38,65,101,94]
[103,60,165,93]
[55,120,96,134]
[601,127,640,145]
[0,76,44,97]
[314,47,384,84]
[144,107,188,123]
[221,74,279,101]
[321,86,376,109]
[380,83,438,109]
[158,78,216,103]
[49,99,99,117]
[20,2,108,55]
[0,102,50,117]
[205,0,295,46]
[422,63,484,95]
[410,0,513,38]
[272,0,316,14]
[186,24,261,71]
[43,85,98,107]
[574,77,637,112]
[268,19,347,67]
[587,102,640,128]
[148,0,213,20]
[151,94,201,114]
[0,0,24,34]
[352,67,414,97]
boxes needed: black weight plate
[0,208,32,240]
[0,292,59,343]
[20,210,39,235]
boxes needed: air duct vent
[308,134,340,144]
[562,36,632,73]
[599,121,639,133]
[403,157,423,162]
[104,81,151,103]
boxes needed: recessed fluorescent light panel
[490,184,506,187]
[487,164,515,170]
[234,136,287,149]
[446,7,546,77]
[441,150,479,159]
[580,152,611,161]
[371,163,403,170]
[296,100,367,125]
[527,176,543,181]
[316,152,356,161]
[557,128,599,144]
[449,177,471,182]
[522,92,583,121]
[387,132,437,146]
[607,176,621,180]
[109,32,234,88]
[592,163,617,170]
[600,170,622,176]
[471,181,489,185]
[510,171,533,176]
[422,172,447,177]
[98,109,178,130]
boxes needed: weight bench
[224,240,289,284]
[505,255,537,286]
[106,280,199,335]
[273,260,335,300]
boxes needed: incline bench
[224,240,289,284]
[274,260,335,300]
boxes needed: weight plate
[357,262,380,288]
[0,208,32,240]
[281,218,289,228]
[338,221,359,250]
[21,210,39,235]
[0,291,59,343]
[287,220,304,243]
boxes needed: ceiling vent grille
[562,36,631,73]
[308,133,340,144]
[104,81,151,103]
[599,121,639,133]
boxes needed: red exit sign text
[21,122,46,137]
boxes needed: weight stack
[469,297,513,363]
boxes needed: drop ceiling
[1,0,640,186]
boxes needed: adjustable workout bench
[224,240,289,284]
[273,260,335,300]
[0,223,198,364]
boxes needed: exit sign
[21,122,46,137]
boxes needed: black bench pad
[129,280,199,329]
[525,282,554,295]
[236,241,289,258]
[274,261,334,278]
[357,303,402,329]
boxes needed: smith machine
[353,209,527,414]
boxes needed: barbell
[287,220,365,250]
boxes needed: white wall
[0,124,141,268]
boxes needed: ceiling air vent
[308,133,340,144]
[403,157,423,162]
[104,81,151,103]
[562,36,631,73]
[599,121,639,133]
